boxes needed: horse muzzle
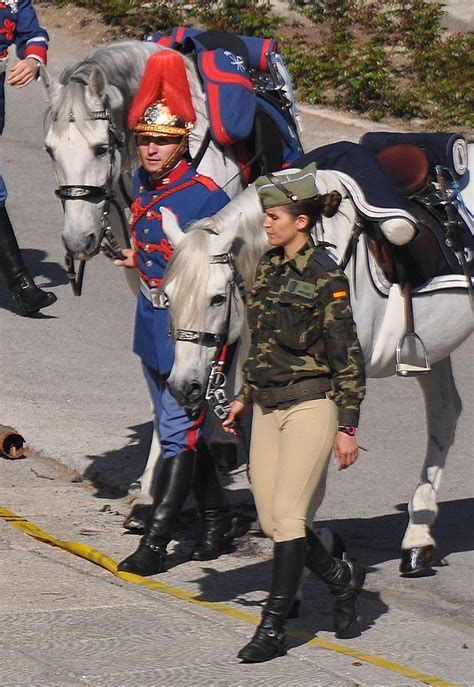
[169,381,205,409]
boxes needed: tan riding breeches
[249,398,338,543]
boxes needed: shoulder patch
[194,174,219,192]
[313,251,338,272]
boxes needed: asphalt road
[0,8,473,686]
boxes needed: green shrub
[47,0,473,127]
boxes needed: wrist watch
[338,425,357,436]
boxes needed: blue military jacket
[131,159,230,374]
[0,0,49,134]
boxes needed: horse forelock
[164,227,211,332]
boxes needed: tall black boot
[117,450,196,576]
[238,537,306,663]
[305,527,365,637]
[0,206,57,316]
[189,438,233,561]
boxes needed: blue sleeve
[14,0,49,61]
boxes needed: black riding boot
[305,527,365,637]
[238,537,306,663]
[0,206,57,316]
[189,438,233,561]
[117,450,196,576]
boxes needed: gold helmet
[129,50,196,138]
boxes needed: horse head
[43,62,127,260]
[161,207,247,407]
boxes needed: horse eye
[210,294,226,307]
[93,144,109,157]
[44,145,55,160]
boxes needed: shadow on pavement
[316,497,474,570]
[190,557,387,643]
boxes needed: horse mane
[164,228,211,332]
[191,185,268,289]
[164,185,268,332]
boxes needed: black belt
[252,377,332,409]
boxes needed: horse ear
[213,214,242,253]
[86,65,108,101]
[160,207,185,246]
[40,67,62,103]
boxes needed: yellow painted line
[0,506,459,687]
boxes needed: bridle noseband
[52,108,130,295]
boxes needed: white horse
[160,165,473,575]
[42,40,244,527]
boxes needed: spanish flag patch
[332,290,348,299]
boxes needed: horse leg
[400,356,462,575]
[123,407,162,532]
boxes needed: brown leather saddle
[366,144,453,288]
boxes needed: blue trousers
[143,363,204,459]
[0,172,7,205]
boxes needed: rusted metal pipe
[0,424,25,459]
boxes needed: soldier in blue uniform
[114,50,233,576]
[0,0,56,315]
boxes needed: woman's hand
[222,400,248,435]
[7,59,40,88]
[333,432,359,471]
[113,249,136,269]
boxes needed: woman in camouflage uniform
[224,163,366,663]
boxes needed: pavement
[0,4,473,685]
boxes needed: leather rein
[52,108,131,296]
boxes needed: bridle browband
[52,107,131,295]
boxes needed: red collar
[152,159,190,190]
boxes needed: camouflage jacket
[238,240,366,426]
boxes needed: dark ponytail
[284,190,342,227]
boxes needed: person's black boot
[189,507,233,561]
[0,206,56,316]
[190,438,233,561]
[118,450,196,576]
[238,537,306,663]
[305,527,365,637]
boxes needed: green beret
[255,162,319,210]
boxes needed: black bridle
[170,252,246,420]
[52,108,130,295]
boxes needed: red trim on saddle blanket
[200,51,254,90]
[207,82,232,146]
[233,141,252,185]
[157,36,174,47]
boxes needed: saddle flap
[377,144,430,197]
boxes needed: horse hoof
[399,545,436,576]
[122,504,153,532]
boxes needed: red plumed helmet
[128,50,196,136]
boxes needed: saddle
[148,27,303,184]
[363,139,472,288]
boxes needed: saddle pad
[197,49,256,145]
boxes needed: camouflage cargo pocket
[275,295,319,350]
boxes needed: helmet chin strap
[150,136,189,180]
